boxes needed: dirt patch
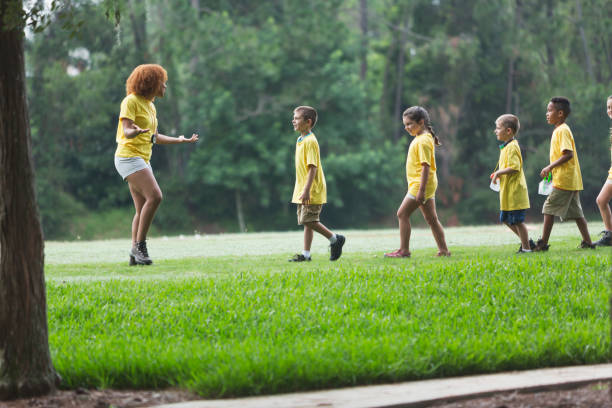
[431,381,611,408]
[0,382,610,408]
[0,388,200,408]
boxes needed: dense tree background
[25,0,612,239]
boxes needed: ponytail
[426,123,441,146]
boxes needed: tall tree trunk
[235,189,246,232]
[0,0,58,399]
[128,0,149,61]
[545,0,554,67]
[393,14,410,142]
[359,0,368,80]
[574,0,595,83]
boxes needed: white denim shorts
[114,156,151,180]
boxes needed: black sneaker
[289,253,311,262]
[516,247,532,254]
[579,240,596,249]
[533,239,549,252]
[529,239,536,250]
[329,234,345,261]
[130,240,153,265]
[594,230,612,246]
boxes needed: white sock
[302,250,311,259]
[522,249,532,252]
[329,234,337,244]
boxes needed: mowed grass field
[45,222,611,397]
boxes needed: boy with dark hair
[534,97,595,251]
[289,106,345,262]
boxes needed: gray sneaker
[130,241,153,265]
[594,230,612,247]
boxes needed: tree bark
[392,13,410,142]
[574,0,595,83]
[359,0,368,80]
[235,189,246,232]
[0,0,58,399]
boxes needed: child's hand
[539,166,551,178]
[299,190,311,205]
[416,191,426,205]
[490,172,499,183]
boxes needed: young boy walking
[491,114,534,253]
[534,97,595,251]
[289,106,345,262]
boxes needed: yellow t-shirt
[608,129,612,180]
[549,123,583,191]
[406,133,438,199]
[292,133,327,204]
[115,94,157,162]
[497,140,529,211]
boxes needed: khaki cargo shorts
[542,188,584,220]
[297,204,322,225]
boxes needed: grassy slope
[45,223,611,397]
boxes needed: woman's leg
[596,182,612,231]
[419,199,450,255]
[126,168,163,242]
[128,182,146,247]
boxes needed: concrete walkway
[154,363,612,408]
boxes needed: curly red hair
[125,64,168,98]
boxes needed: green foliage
[45,235,609,396]
[25,0,612,238]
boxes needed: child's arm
[491,167,518,182]
[540,150,573,178]
[416,163,429,204]
[299,165,317,204]
[155,132,199,144]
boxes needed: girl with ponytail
[384,106,450,257]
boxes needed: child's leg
[419,199,450,255]
[303,225,314,251]
[396,194,420,254]
[596,182,612,231]
[304,221,333,244]
[504,222,530,249]
[514,222,531,250]
[541,214,554,244]
[575,217,593,244]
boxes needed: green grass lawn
[45,222,611,397]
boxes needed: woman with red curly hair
[114,64,198,265]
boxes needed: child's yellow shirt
[608,129,612,180]
[292,133,327,204]
[115,94,157,163]
[549,123,583,191]
[497,140,529,211]
[406,132,438,199]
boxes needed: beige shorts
[542,188,584,220]
[297,204,322,225]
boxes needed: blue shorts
[499,209,526,225]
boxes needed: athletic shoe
[289,253,311,262]
[578,240,596,249]
[518,239,536,253]
[130,241,153,265]
[329,234,345,261]
[533,239,549,252]
[129,255,137,266]
[594,230,612,246]
[516,248,532,254]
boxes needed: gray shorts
[542,188,584,220]
[114,156,151,180]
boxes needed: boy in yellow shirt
[491,114,534,253]
[534,97,595,251]
[289,106,345,262]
